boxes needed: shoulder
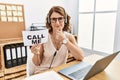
[64,31,72,37]
[64,32,75,42]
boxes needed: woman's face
[50,12,65,33]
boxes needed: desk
[53,54,120,80]
[25,54,120,80]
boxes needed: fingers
[55,30,66,41]
[31,44,41,54]
[56,28,62,32]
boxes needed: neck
[50,33,62,50]
[50,32,56,39]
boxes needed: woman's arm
[31,44,44,66]
[65,34,84,61]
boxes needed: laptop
[58,51,120,80]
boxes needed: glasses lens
[50,17,64,23]
[58,17,64,22]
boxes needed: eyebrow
[50,16,64,18]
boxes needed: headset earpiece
[47,16,50,24]
[65,13,67,23]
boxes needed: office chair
[26,47,36,77]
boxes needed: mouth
[56,28,61,31]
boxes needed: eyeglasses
[50,17,64,23]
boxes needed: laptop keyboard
[68,65,91,80]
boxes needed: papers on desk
[24,71,64,80]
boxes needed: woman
[31,6,84,74]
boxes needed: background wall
[0,0,78,34]
[64,0,78,34]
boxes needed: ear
[64,13,67,23]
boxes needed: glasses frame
[50,17,65,23]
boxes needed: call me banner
[22,29,48,46]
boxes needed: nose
[55,19,60,24]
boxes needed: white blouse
[34,32,69,74]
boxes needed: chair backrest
[26,46,36,77]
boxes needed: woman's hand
[56,30,66,42]
[31,44,43,66]
[31,44,42,55]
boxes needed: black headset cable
[49,51,57,69]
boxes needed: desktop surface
[25,54,120,80]
[53,54,120,80]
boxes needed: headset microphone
[49,51,57,69]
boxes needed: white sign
[22,29,48,46]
